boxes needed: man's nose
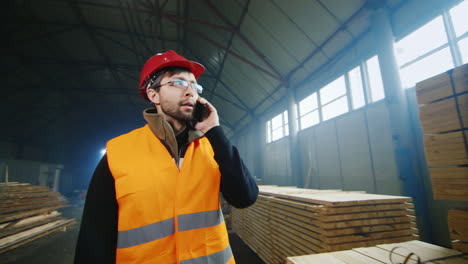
[184,86,196,97]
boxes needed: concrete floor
[0,205,265,264]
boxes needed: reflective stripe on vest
[181,244,232,264]
[178,209,223,232]
[117,217,174,249]
[117,209,224,249]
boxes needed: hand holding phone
[193,98,219,133]
[193,102,208,123]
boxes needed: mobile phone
[193,103,207,122]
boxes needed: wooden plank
[332,250,386,264]
[0,211,60,231]
[0,200,65,214]
[0,191,61,200]
[270,200,412,222]
[269,195,413,215]
[262,191,412,207]
[0,205,65,224]
[0,186,51,193]
[324,229,418,245]
[434,194,468,202]
[0,216,63,239]
[376,240,462,260]
[0,196,65,209]
[325,235,418,252]
[452,240,468,253]
[0,219,76,253]
[287,253,349,264]
[419,98,461,134]
[416,71,453,104]
[424,132,468,166]
[287,240,468,264]
[448,208,468,242]
[430,167,468,179]
[453,63,468,94]
[460,93,468,128]
[320,216,416,230]
[353,246,418,264]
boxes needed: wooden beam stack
[232,186,418,264]
[0,182,76,253]
[448,207,468,253]
[416,63,468,201]
[286,240,467,263]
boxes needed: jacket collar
[143,108,204,156]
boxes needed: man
[74,50,258,264]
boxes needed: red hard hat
[139,50,205,100]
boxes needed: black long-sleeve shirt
[74,126,258,263]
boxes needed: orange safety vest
[107,124,234,264]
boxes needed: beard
[160,101,194,122]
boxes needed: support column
[373,8,432,241]
[287,87,303,187]
[53,165,64,192]
[254,117,265,182]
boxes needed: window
[459,37,468,64]
[366,56,385,102]
[298,93,319,130]
[348,66,365,109]
[395,17,448,67]
[320,76,349,121]
[395,16,452,89]
[399,47,454,88]
[450,0,468,38]
[294,55,383,131]
[266,111,289,143]
[395,0,468,89]
[450,0,468,64]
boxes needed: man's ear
[147,89,160,105]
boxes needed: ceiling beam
[15,25,80,43]
[207,0,251,103]
[11,20,178,42]
[184,45,252,112]
[203,0,287,84]
[117,0,145,67]
[286,4,366,80]
[68,0,141,113]
[177,24,283,83]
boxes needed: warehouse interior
[1,0,468,263]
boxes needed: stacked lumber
[286,240,467,263]
[232,186,418,264]
[448,207,468,253]
[0,182,76,253]
[416,63,468,201]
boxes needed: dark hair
[149,66,191,92]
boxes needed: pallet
[232,186,418,264]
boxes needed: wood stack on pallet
[232,186,418,264]
[0,182,76,253]
[416,63,468,201]
[448,208,468,253]
[286,240,467,263]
